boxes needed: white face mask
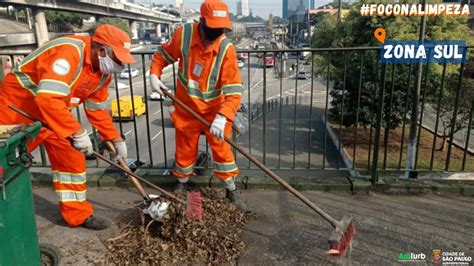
[98,48,124,74]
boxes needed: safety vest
[170,23,241,102]
[13,37,85,96]
[13,37,111,110]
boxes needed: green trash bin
[0,122,42,266]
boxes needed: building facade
[282,0,288,19]
[283,0,309,20]
[175,0,183,10]
[237,0,249,17]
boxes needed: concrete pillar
[156,23,162,38]
[26,8,33,29]
[32,8,49,47]
[129,20,139,40]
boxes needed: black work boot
[81,215,110,230]
[174,181,188,193]
[225,189,249,212]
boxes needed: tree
[45,11,88,32]
[311,13,337,48]
[88,17,131,37]
[326,1,352,9]
[312,0,472,131]
[272,16,284,24]
[238,15,264,23]
[435,74,474,150]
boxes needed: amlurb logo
[432,249,442,263]
[398,252,426,262]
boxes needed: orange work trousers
[0,96,93,227]
[171,109,239,181]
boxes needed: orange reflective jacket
[0,35,119,141]
[150,22,243,121]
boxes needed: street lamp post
[337,0,342,21]
[405,0,428,179]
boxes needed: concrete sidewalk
[34,187,474,265]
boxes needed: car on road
[238,52,248,61]
[296,71,310,79]
[237,59,245,68]
[265,52,274,67]
[257,45,266,57]
[111,95,146,120]
[120,68,139,79]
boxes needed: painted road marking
[153,109,162,115]
[151,131,163,141]
[124,130,132,136]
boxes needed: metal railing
[1,46,473,183]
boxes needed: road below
[31,46,340,173]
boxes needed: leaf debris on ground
[105,189,253,264]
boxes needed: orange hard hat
[92,24,136,64]
[200,0,232,30]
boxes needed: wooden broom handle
[162,90,339,226]
[104,141,149,200]
[94,148,184,204]
[8,104,183,204]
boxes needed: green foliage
[325,1,352,9]
[45,11,88,32]
[437,71,474,139]
[88,17,131,37]
[272,16,284,24]
[311,13,337,48]
[238,15,264,23]
[312,0,472,130]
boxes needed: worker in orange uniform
[0,24,135,229]
[150,0,247,210]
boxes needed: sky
[140,0,332,18]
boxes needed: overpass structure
[0,0,180,23]
[237,22,286,42]
[0,0,181,47]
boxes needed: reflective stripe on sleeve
[37,79,71,96]
[85,97,110,111]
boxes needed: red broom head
[327,218,356,256]
[186,191,203,221]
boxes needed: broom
[162,90,355,256]
[8,105,203,221]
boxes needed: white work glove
[150,74,168,97]
[72,129,93,156]
[112,140,127,162]
[210,114,227,140]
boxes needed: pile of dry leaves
[105,189,253,264]
[0,124,28,139]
